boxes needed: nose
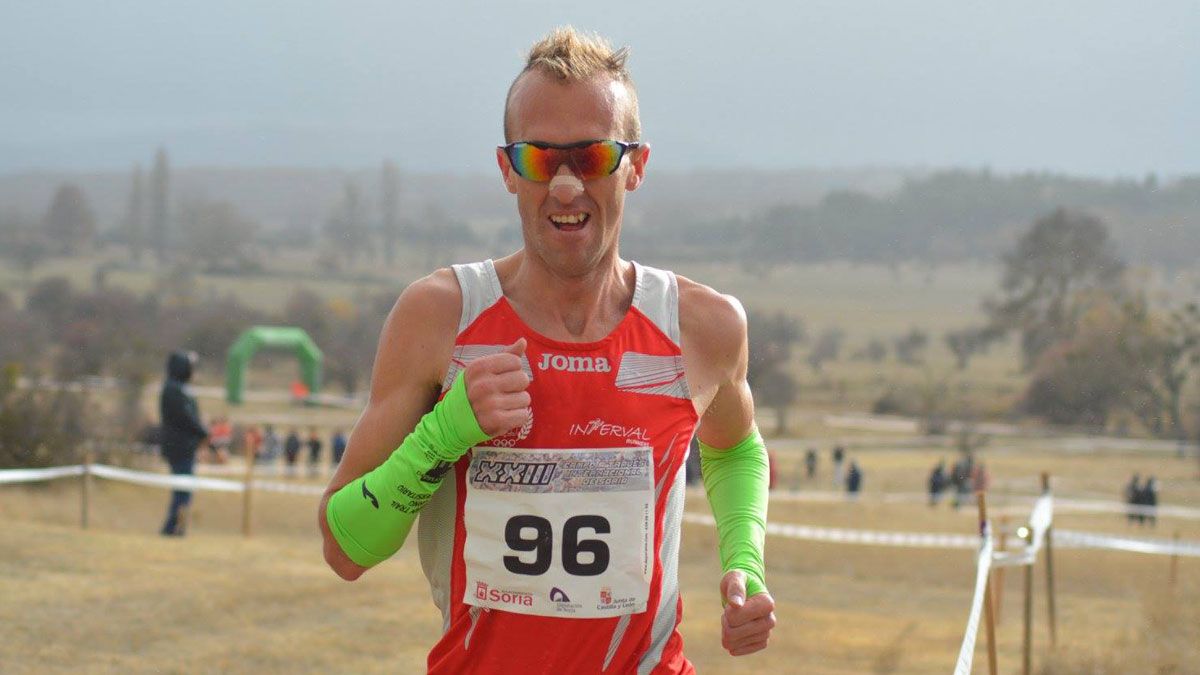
[548,165,584,203]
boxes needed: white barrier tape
[198,464,328,479]
[252,480,326,497]
[1055,529,1200,558]
[1051,498,1200,521]
[682,512,979,549]
[89,464,245,493]
[953,529,994,675]
[0,465,85,484]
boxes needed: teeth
[550,214,587,225]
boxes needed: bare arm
[318,269,461,580]
[679,278,777,656]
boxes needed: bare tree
[42,183,96,255]
[124,164,145,263]
[150,147,170,264]
[984,208,1125,370]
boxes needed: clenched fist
[720,570,776,656]
[464,339,532,437]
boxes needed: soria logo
[537,352,612,373]
[475,582,534,607]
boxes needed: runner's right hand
[464,338,531,437]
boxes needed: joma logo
[538,353,612,373]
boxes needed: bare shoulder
[677,275,748,372]
[371,268,462,396]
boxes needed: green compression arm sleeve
[326,372,490,567]
[699,427,769,598]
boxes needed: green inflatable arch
[226,326,322,405]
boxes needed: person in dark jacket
[160,350,208,536]
[330,428,348,466]
[845,460,863,500]
[928,460,947,506]
[284,428,302,477]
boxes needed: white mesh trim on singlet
[451,259,503,335]
[417,465,459,634]
[638,463,687,673]
[631,261,681,346]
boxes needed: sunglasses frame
[499,139,641,182]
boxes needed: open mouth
[549,213,590,232]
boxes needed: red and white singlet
[417,259,699,674]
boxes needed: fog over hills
[2,1,1197,176]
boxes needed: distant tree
[0,211,51,284]
[0,364,90,468]
[283,288,332,347]
[893,328,929,365]
[1116,300,1200,439]
[326,181,371,266]
[806,327,845,373]
[1021,296,1163,430]
[42,183,96,255]
[983,208,1125,370]
[124,164,145,263]
[25,277,75,333]
[851,337,888,363]
[150,147,170,264]
[944,326,999,370]
[178,198,257,271]
[380,160,401,265]
[746,310,805,435]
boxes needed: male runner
[319,27,775,673]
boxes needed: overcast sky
[2,0,1197,176]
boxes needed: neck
[499,249,635,342]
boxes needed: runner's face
[498,72,648,277]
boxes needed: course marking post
[242,443,255,537]
[995,514,1008,624]
[81,445,93,530]
[1023,522,1034,675]
[1042,473,1057,647]
[1169,531,1180,587]
[977,491,998,675]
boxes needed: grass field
[3,253,1199,672]
[2,431,1197,674]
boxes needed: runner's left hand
[719,569,776,656]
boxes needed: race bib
[462,447,654,619]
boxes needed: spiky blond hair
[503,26,641,142]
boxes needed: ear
[496,147,518,195]
[624,143,650,192]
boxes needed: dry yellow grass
[2,440,1197,674]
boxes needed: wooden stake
[81,445,93,530]
[1023,530,1034,675]
[1169,531,1180,588]
[1041,473,1057,647]
[995,515,1009,624]
[242,442,255,537]
[977,491,999,675]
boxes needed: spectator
[951,456,974,510]
[207,416,232,464]
[260,425,280,464]
[1141,477,1159,527]
[331,428,348,466]
[1124,473,1142,525]
[284,428,301,477]
[832,444,846,488]
[307,427,324,477]
[928,460,947,506]
[971,462,990,494]
[159,350,208,537]
[845,460,863,500]
[804,448,817,481]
